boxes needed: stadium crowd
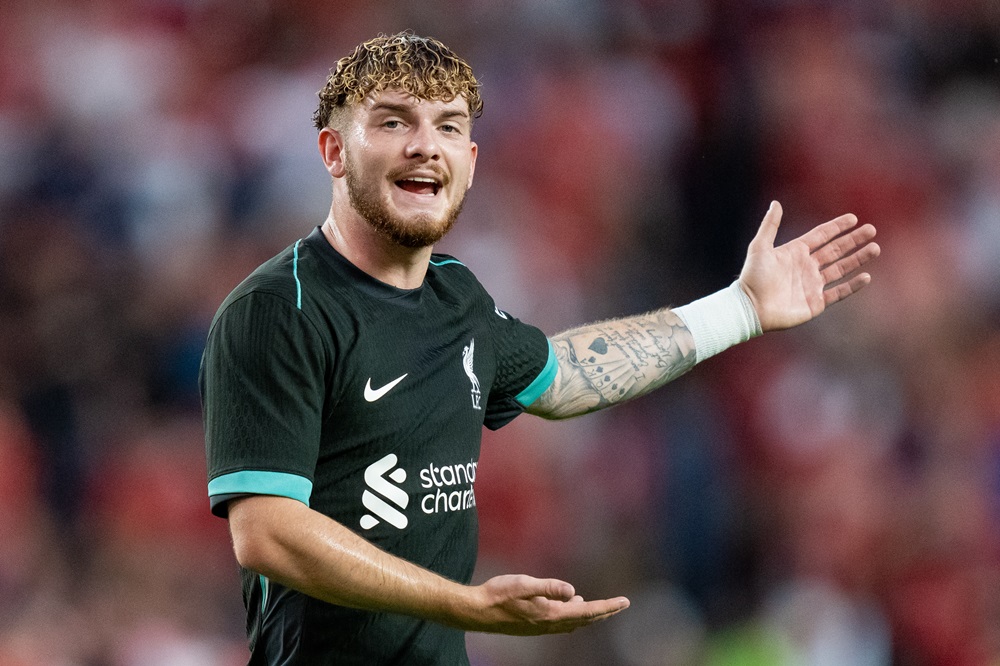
[0,0,998,663]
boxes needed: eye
[384,120,401,129]
[440,124,460,134]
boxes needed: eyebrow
[369,102,413,115]
[438,109,470,121]
[369,101,470,121]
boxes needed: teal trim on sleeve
[208,470,313,506]
[429,258,465,267]
[516,339,558,407]
[293,239,303,309]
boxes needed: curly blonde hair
[313,31,483,130]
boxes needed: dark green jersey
[200,227,556,666]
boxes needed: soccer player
[200,31,879,665]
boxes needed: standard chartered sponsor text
[419,460,477,515]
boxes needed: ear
[467,141,478,189]
[318,127,347,178]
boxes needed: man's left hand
[739,201,880,332]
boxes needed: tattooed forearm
[527,308,697,419]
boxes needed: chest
[320,297,496,456]
[311,302,494,542]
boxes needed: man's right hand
[458,574,630,636]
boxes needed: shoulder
[426,252,488,297]
[207,238,339,343]
[428,253,469,270]
[212,247,297,315]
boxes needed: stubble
[344,154,466,249]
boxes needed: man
[200,31,879,665]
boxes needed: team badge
[462,339,482,410]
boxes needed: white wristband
[673,281,762,363]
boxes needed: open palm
[739,201,880,332]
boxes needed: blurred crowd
[1,0,998,664]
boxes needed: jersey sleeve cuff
[208,470,313,517]
[515,339,557,408]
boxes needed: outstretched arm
[228,495,629,636]
[528,201,879,420]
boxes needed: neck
[320,209,432,290]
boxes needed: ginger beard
[344,151,467,249]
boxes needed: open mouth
[395,176,441,196]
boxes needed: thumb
[751,200,782,249]
[539,578,575,601]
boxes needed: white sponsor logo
[364,373,408,402]
[359,456,479,529]
[360,454,408,530]
[420,460,477,515]
[494,305,509,319]
[462,339,481,410]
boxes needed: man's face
[340,88,478,248]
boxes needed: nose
[404,123,440,161]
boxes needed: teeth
[407,177,438,183]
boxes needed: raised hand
[739,201,880,332]
[461,574,630,636]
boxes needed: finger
[538,578,575,602]
[820,241,881,284]
[750,200,783,250]
[559,597,630,623]
[796,213,860,253]
[812,224,877,267]
[589,597,631,619]
[823,272,872,306]
[532,596,631,635]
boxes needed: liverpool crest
[462,339,482,410]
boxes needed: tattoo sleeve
[527,308,698,420]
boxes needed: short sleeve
[483,307,557,430]
[200,292,329,517]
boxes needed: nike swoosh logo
[364,374,409,402]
